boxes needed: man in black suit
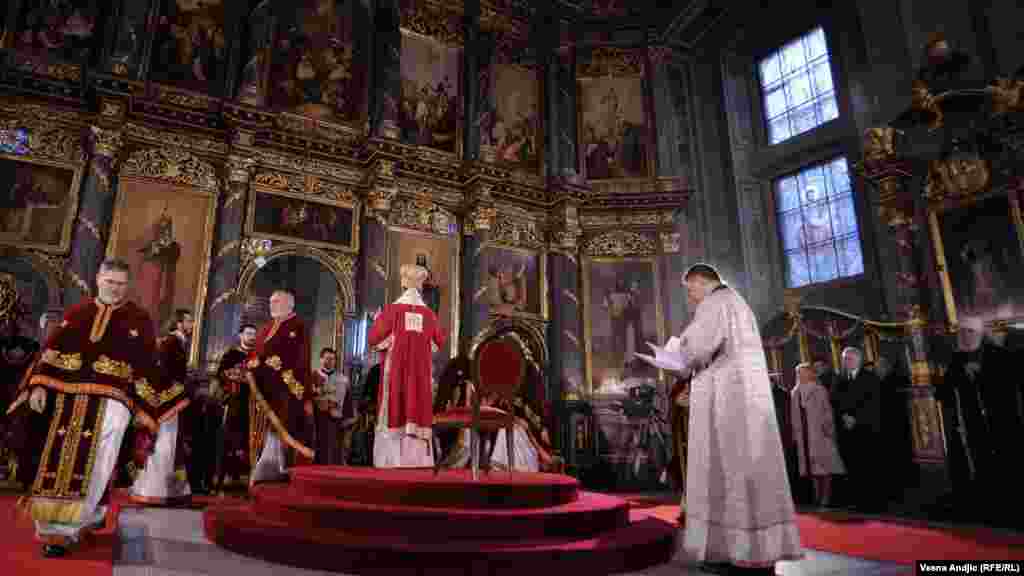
[831,346,884,511]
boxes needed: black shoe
[42,544,67,558]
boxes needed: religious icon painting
[107,176,217,366]
[248,189,360,253]
[0,155,82,254]
[398,29,462,155]
[10,0,105,77]
[583,257,665,395]
[479,62,543,175]
[267,0,365,123]
[937,194,1024,324]
[482,245,543,318]
[147,0,228,94]
[577,48,652,181]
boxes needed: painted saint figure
[135,207,181,335]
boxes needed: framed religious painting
[106,177,217,368]
[387,224,461,363]
[480,243,546,320]
[577,48,654,183]
[398,28,462,156]
[145,0,228,95]
[478,61,543,175]
[582,256,665,395]
[264,0,366,124]
[0,152,83,254]
[246,187,361,254]
[932,193,1024,328]
[8,1,108,79]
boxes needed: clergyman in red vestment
[368,264,445,468]
[211,323,256,492]
[246,289,314,484]
[130,308,194,503]
[6,259,161,558]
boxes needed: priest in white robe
[665,264,802,575]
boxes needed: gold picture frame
[245,187,361,254]
[479,242,549,321]
[107,177,218,370]
[387,225,462,359]
[582,256,665,395]
[0,154,83,254]
[926,190,1024,332]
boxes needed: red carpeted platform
[203,466,677,574]
[0,494,117,576]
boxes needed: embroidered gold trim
[135,379,185,407]
[265,319,282,342]
[34,393,66,494]
[93,355,133,380]
[157,397,190,423]
[266,355,283,371]
[55,395,89,495]
[282,370,303,399]
[41,349,83,371]
[22,374,158,433]
[30,499,85,525]
[245,372,314,460]
[79,399,105,498]
[89,303,115,343]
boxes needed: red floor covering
[628,498,1024,566]
[0,494,116,576]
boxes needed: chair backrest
[473,335,525,405]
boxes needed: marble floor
[113,506,913,576]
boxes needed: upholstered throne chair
[431,334,524,479]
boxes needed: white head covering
[683,262,727,286]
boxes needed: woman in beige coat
[791,362,846,507]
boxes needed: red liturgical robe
[9,299,160,432]
[367,289,445,440]
[151,334,191,423]
[246,313,314,461]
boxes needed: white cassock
[130,414,192,502]
[674,285,803,567]
[35,399,131,542]
[490,426,540,472]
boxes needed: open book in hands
[634,337,687,373]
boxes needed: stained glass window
[0,128,29,155]
[776,157,863,288]
[758,27,838,145]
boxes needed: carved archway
[237,242,356,317]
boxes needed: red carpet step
[288,466,579,508]
[204,466,677,575]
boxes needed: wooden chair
[432,335,524,479]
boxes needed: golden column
[860,127,945,464]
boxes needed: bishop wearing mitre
[246,289,314,484]
[6,260,160,558]
[368,264,445,468]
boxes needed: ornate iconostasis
[0,0,694,487]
